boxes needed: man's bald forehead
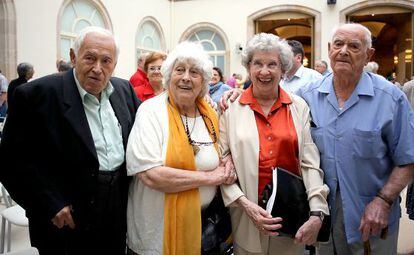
[332,23,372,49]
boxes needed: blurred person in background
[134,52,167,102]
[209,66,231,105]
[7,62,34,112]
[227,73,237,88]
[314,60,330,76]
[280,40,322,94]
[130,53,150,89]
[0,69,8,120]
[57,59,72,73]
[363,61,379,74]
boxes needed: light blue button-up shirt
[298,72,414,244]
[280,65,322,94]
[73,70,124,171]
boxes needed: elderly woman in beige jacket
[219,33,329,255]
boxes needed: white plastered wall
[13,0,414,80]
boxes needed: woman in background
[209,67,231,105]
[134,52,167,101]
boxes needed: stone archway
[0,0,17,79]
[341,0,414,83]
[247,5,321,65]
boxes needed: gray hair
[331,23,372,49]
[242,33,293,73]
[364,61,379,73]
[58,61,72,72]
[316,60,328,68]
[17,62,34,78]
[161,41,213,98]
[72,26,120,61]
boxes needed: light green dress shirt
[73,70,124,171]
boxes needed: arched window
[135,18,165,64]
[59,0,111,61]
[187,29,226,73]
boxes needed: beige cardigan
[219,92,329,253]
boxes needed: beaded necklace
[182,111,217,155]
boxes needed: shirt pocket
[352,128,386,159]
[310,127,324,155]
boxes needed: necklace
[182,111,217,155]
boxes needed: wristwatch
[310,211,325,222]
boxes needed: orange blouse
[239,86,300,197]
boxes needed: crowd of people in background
[0,22,414,255]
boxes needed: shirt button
[269,150,273,155]
[266,123,270,127]
[267,136,272,141]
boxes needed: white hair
[161,41,213,98]
[331,23,372,49]
[72,26,120,61]
[242,33,293,73]
[364,61,379,73]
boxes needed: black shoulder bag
[201,189,233,255]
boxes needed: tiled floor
[1,190,413,254]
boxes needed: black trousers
[29,169,127,255]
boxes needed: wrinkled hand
[221,154,236,184]
[219,88,243,112]
[52,205,75,229]
[238,196,282,236]
[359,197,390,241]
[209,164,237,185]
[204,95,218,111]
[294,216,322,245]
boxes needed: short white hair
[72,26,120,61]
[161,41,213,98]
[331,23,372,49]
[242,33,293,73]
[364,61,379,73]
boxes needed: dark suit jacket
[0,69,140,224]
[7,76,28,113]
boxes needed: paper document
[266,167,278,214]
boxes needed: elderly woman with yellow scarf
[125,41,236,255]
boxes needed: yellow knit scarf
[163,93,219,255]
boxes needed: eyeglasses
[250,60,280,71]
[148,66,162,72]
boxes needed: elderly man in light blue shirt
[299,23,414,255]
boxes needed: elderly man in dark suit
[0,26,140,255]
